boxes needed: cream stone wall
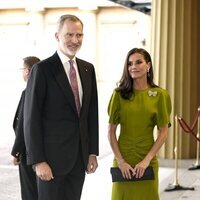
[0,6,150,158]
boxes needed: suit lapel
[48,53,77,115]
[76,58,90,115]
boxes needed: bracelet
[116,158,125,165]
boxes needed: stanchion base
[188,164,200,170]
[165,184,195,192]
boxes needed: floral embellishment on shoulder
[148,90,157,97]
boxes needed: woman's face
[128,53,150,80]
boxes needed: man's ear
[55,33,59,41]
[25,68,30,76]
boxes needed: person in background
[23,14,99,200]
[11,56,40,200]
[107,48,171,200]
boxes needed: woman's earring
[147,68,150,77]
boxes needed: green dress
[108,87,171,200]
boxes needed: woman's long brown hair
[116,48,158,99]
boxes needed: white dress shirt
[57,50,83,106]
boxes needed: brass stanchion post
[174,115,179,186]
[165,115,195,192]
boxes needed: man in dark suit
[24,14,99,200]
[11,56,40,200]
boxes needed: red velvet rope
[191,108,200,130]
[177,108,200,142]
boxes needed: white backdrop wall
[0,6,150,160]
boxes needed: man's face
[55,20,83,59]
[22,65,30,82]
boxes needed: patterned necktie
[69,60,81,116]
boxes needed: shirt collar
[57,49,76,65]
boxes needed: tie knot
[69,60,74,66]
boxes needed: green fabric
[108,87,171,200]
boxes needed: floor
[0,144,200,200]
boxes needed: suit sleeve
[24,64,47,165]
[88,66,99,155]
[11,91,25,158]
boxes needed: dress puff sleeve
[108,90,120,124]
[156,89,172,128]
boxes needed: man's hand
[35,162,54,181]
[87,155,98,174]
[12,156,20,165]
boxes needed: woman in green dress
[108,48,171,200]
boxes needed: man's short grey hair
[56,14,83,32]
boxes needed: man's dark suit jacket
[24,52,99,176]
[11,90,26,163]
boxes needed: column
[25,5,45,56]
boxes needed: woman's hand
[118,160,135,179]
[134,159,150,179]
[133,125,168,179]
